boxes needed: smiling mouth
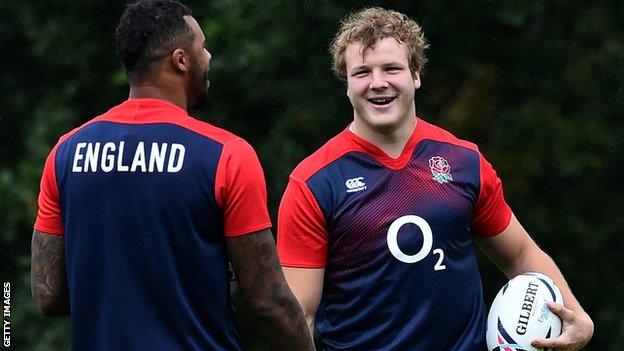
[367,97,396,106]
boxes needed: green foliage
[1,0,622,349]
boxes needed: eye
[352,70,369,77]
[386,66,402,73]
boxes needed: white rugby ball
[486,272,563,351]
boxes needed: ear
[171,48,189,73]
[413,71,421,90]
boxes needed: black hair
[115,0,194,76]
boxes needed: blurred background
[1,0,622,349]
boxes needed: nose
[369,69,389,90]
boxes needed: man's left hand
[531,302,594,350]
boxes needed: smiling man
[277,7,593,351]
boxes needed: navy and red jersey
[277,118,512,351]
[34,98,271,351]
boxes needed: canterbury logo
[345,177,367,193]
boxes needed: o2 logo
[386,215,446,271]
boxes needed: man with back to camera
[30,1,314,350]
[277,7,594,351]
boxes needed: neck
[351,114,417,159]
[129,86,187,111]
[128,71,188,111]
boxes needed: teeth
[369,97,395,105]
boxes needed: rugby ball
[486,272,563,351]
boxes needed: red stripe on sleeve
[471,152,512,237]
[215,138,272,237]
[277,176,328,268]
[34,144,64,235]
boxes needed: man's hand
[531,302,594,350]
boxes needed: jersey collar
[344,117,427,170]
[102,98,189,123]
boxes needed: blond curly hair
[330,7,429,81]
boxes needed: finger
[547,301,575,320]
[531,336,569,350]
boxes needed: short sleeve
[214,138,271,236]
[471,153,512,237]
[277,177,328,268]
[34,146,64,235]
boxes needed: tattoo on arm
[227,229,314,351]
[31,230,70,317]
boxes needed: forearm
[30,230,70,317]
[505,245,586,315]
[244,289,314,350]
[227,230,315,350]
[480,215,587,314]
[282,267,324,339]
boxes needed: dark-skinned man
[31,1,314,350]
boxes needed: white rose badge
[429,156,453,184]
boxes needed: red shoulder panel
[471,152,512,236]
[277,177,328,268]
[34,142,63,235]
[214,138,272,237]
[277,130,360,268]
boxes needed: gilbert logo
[345,177,367,193]
[429,156,453,184]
